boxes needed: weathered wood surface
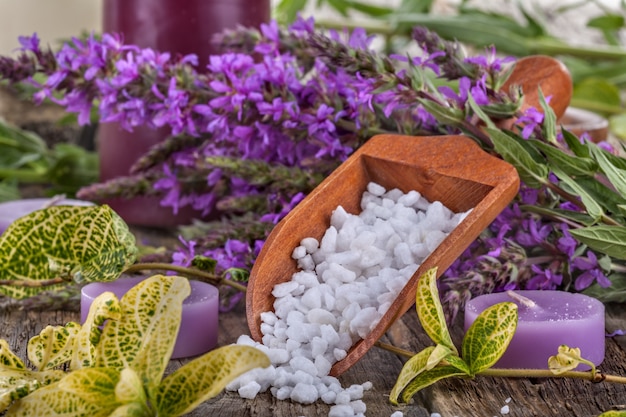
[1,226,625,416]
[1,300,625,416]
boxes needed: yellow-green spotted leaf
[109,402,153,417]
[0,368,64,412]
[389,346,435,405]
[0,340,25,370]
[462,302,518,375]
[400,365,468,404]
[70,291,121,370]
[426,344,453,370]
[5,367,121,417]
[115,368,147,404]
[415,267,456,354]
[548,345,595,375]
[95,275,190,401]
[156,345,270,417]
[599,411,626,417]
[0,205,137,299]
[27,322,80,371]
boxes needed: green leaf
[274,0,308,24]
[538,90,557,144]
[561,129,589,158]
[584,271,626,303]
[588,143,626,199]
[573,176,626,219]
[389,346,436,405]
[5,367,121,417]
[466,93,496,129]
[415,267,456,354]
[95,275,191,403]
[570,225,626,260]
[462,302,518,375]
[521,205,597,227]
[487,128,548,188]
[0,205,138,299]
[400,365,468,404]
[156,345,270,416]
[587,14,625,31]
[551,166,604,222]
[573,78,621,116]
[530,140,597,177]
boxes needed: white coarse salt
[229,182,471,416]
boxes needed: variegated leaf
[114,368,147,405]
[462,302,518,375]
[426,344,453,370]
[598,411,626,416]
[156,345,270,416]
[548,345,595,375]
[27,323,80,371]
[389,346,435,405]
[400,365,468,404]
[0,205,137,299]
[95,275,190,402]
[5,367,120,417]
[71,291,121,370]
[0,369,64,412]
[415,267,456,354]
[0,340,25,370]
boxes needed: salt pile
[228,182,471,416]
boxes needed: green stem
[0,167,48,183]
[375,342,626,384]
[124,263,248,293]
[478,368,626,384]
[0,277,65,287]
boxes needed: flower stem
[124,263,249,293]
[478,368,626,384]
[375,342,626,384]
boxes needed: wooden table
[2,298,625,416]
[1,226,625,416]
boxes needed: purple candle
[81,276,219,358]
[464,290,605,370]
[0,198,94,234]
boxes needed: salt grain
[230,182,470,416]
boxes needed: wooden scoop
[246,55,571,376]
[246,134,520,376]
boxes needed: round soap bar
[81,276,219,358]
[464,290,605,369]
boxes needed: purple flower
[17,33,40,53]
[571,250,611,290]
[527,264,563,290]
[516,106,544,139]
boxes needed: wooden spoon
[246,55,572,376]
[498,55,572,129]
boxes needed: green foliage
[0,205,138,299]
[0,275,270,416]
[389,267,517,404]
[0,121,98,197]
